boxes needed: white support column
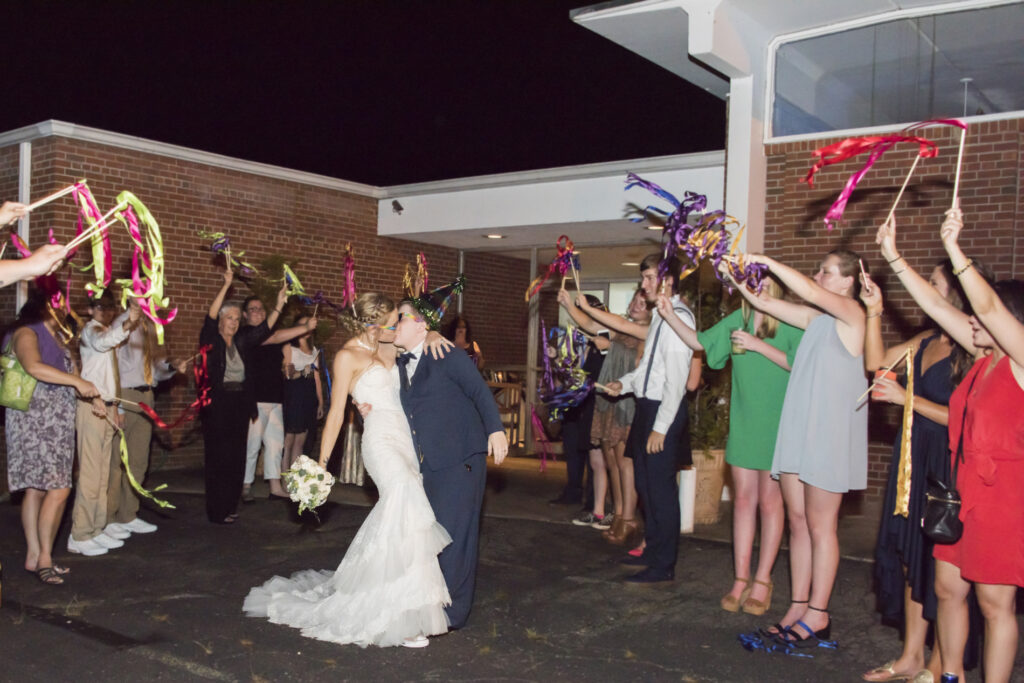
[16,142,31,314]
[724,76,767,253]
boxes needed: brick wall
[764,117,1023,511]
[0,135,530,480]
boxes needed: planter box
[693,448,726,525]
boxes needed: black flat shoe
[268,493,291,500]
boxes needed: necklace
[353,336,376,353]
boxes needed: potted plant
[682,265,734,525]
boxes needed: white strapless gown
[243,364,452,647]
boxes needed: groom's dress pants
[421,451,487,630]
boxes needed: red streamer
[138,345,212,429]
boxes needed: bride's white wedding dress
[243,363,451,647]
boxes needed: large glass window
[772,3,1024,137]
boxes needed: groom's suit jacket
[398,347,503,472]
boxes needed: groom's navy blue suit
[398,346,503,629]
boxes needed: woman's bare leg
[777,473,811,629]
[797,483,842,635]
[975,582,1019,683]
[749,470,784,604]
[601,439,623,517]
[727,465,759,600]
[934,559,970,680]
[589,448,608,517]
[22,488,44,571]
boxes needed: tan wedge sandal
[741,578,773,616]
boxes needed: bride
[244,293,452,648]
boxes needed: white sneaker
[92,532,124,549]
[122,517,157,534]
[103,523,131,539]
[400,635,430,648]
[67,536,109,556]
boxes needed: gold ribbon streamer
[893,348,914,517]
[104,413,175,509]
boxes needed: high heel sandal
[741,578,773,616]
[720,577,750,612]
[777,605,837,653]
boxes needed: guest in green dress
[655,277,802,615]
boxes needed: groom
[392,299,508,630]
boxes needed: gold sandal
[741,578,773,616]
[720,578,750,612]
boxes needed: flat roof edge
[380,150,725,198]
[0,120,383,199]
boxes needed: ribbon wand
[857,349,910,404]
[885,154,922,225]
[951,127,967,209]
[26,183,80,211]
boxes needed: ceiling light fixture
[621,261,640,267]
[646,225,662,230]
[484,234,505,239]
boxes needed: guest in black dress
[282,316,323,471]
[860,259,978,681]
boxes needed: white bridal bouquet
[282,455,336,516]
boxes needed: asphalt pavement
[1,457,1020,682]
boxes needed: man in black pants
[606,254,694,584]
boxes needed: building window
[771,3,1024,138]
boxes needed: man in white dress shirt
[68,293,141,556]
[606,254,695,584]
[105,318,187,537]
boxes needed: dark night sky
[5,1,725,186]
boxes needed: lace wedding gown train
[243,363,451,647]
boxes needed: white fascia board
[0,120,380,199]
[378,153,724,238]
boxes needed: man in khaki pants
[67,293,140,557]
[106,318,187,537]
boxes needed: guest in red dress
[874,205,1024,683]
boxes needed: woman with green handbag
[4,289,100,585]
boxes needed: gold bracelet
[953,259,973,277]
[865,310,883,319]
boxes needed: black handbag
[921,369,978,545]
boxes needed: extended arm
[575,293,649,340]
[877,216,976,355]
[0,244,68,287]
[940,207,1024,366]
[266,283,288,330]
[264,316,318,345]
[754,254,863,328]
[727,267,816,330]
[208,265,233,319]
[655,294,703,351]
[858,272,929,371]
[557,288,603,335]
[871,377,950,425]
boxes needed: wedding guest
[548,295,607,517]
[282,317,324,472]
[67,292,141,556]
[878,207,1024,682]
[240,293,320,502]
[105,317,188,538]
[730,249,867,647]
[558,288,648,537]
[5,289,100,584]
[604,254,696,584]
[240,294,286,501]
[443,315,484,369]
[859,258,981,681]
[656,275,802,616]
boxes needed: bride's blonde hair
[338,293,395,339]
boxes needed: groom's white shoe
[401,635,430,648]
